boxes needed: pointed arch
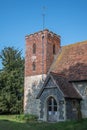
[47,96,58,122]
[47,96,57,112]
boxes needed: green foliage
[0,47,23,71]
[0,47,24,114]
[15,114,38,122]
[0,115,87,130]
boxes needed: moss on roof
[50,40,87,80]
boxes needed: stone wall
[39,79,65,121]
[24,29,60,119]
[73,81,87,118]
[66,99,80,120]
[24,74,46,117]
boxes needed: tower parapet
[25,29,61,76]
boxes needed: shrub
[16,114,38,122]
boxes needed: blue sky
[0,0,87,69]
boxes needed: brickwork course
[25,29,60,76]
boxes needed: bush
[16,114,38,122]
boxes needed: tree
[0,47,24,114]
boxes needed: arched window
[33,43,36,54]
[47,96,58,122]
[53,44,56,54]
[32,62,36,71]
[47,97,57,112]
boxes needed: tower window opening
[53,44,56,54]
[32,62,36,71]
[33,43,36,54]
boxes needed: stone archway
[47,96,58,122]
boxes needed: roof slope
[51,41,87,81]
[51,72,82,99]
[37,72,82,99]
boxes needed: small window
[33,43,36,54]
[53,44,56,54]
[32,62,36,71]
[47,97,57,112]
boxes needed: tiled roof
[51,72,82,99]
[51,41,87,81]
[37,72,82,99]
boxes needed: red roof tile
[37,72,82,99]
[51,72,82,99]
[51,41,87,81]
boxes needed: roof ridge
[62,40,87,48]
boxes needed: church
[24,29,87,122]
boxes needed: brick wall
[25,29,60,76]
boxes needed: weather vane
[42,6,46,30]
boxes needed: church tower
[24,29,60,118]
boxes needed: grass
[0,115,87,130]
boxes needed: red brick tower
[25,29,60,77]
[24,29,60,115]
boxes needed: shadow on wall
[24,79,43,114]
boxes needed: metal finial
[42,6,46,30]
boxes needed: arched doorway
[47,96,58,122]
